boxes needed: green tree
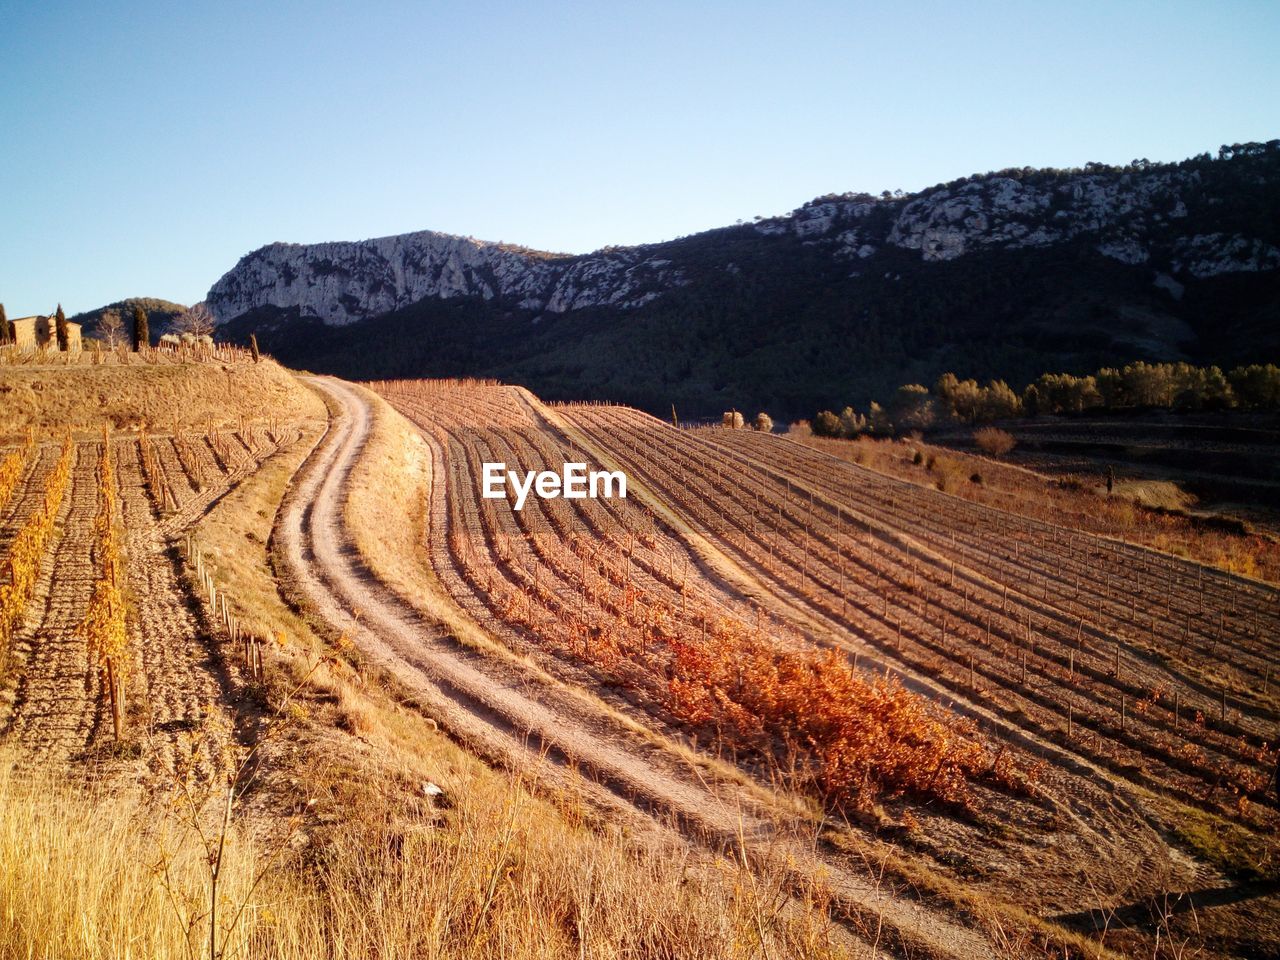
[132,304,149,351]
[1033,373,1101,414]
[0,302,7,345]
[955,379,985,423]
[812,410,842,437]
[933,372,961,418]
[1171,364,1234,411]
[838,406,866,437]
[1199,366,1235,410]
[55,304,68,351]
[867,401,891,434]
[1120,362,1173,408]
[1095,368,1124,407]
[1229,364,1280,410]
[978,380,1021,420]
[888,384,934,432]
[1022,383,1041,417]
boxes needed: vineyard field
[5,369,1277,960]
[368,378,1280,953]
[0,423,298,777]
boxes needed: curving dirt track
[279,376,1014,960]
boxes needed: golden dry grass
[0,750,849,960]
[1111,478,1197,512]
[0,359,325,435]
[340,382,436,604]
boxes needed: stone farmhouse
[8,314,82,352]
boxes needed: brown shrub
[973,427,1016,457]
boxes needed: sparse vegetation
[96,308,124,348]
[169,303,217,339]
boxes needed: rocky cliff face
[755,150,1280,278]
[207,141,1279,327]
[207,230,685,325]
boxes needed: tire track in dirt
[279,376,1005,960]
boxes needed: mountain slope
[211,141,1280,418]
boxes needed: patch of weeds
[1171,807,1278,882]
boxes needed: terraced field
[0,424,298,779]
[367,378,1280,959]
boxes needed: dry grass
[0,751,848,960]
[0,359,325,435]
[191,411,330,685]
[1111,479,1197,512]
[972,426,1016,458]
[341,383,436,604]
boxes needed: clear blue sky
[2,0,1277,317]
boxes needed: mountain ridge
[210,141,1280,417]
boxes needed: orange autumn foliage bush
[668,620,993,811]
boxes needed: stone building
[8,315,82,352]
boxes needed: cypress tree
[249,333,260,363]
[55,303,69,351]
[0,302,7,344]
[132,304,149,351]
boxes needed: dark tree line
[814,361,1280,437]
